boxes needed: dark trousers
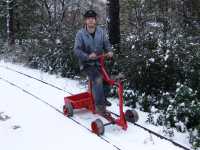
[84,66,106,106]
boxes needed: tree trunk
[107,0,120,50]
[7,0,15,47]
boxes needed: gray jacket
[74,26,112,69]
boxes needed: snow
[0,60,192,150]
[55,39,61,45]
[147,22,163,28]
[0,81,116,150]
[149,58,155,63]
[99,0,107,3]
[164,50,170,61]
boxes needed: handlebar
[97,53,109,59]
[89,53,113,61]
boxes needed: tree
[0,0,16,49]
[107,0,120,49]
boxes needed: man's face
[85,17,97,28]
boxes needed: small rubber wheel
[125,109,139,123]
[91,119,104,135]
[63,102,73,117]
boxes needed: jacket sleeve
[74,32,89,61]
[103,29,112,52]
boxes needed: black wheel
[91,119,104,135]
[125,109,139,123]
[63,102,73,117]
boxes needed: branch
[60,1,81,22]
[2,0,14,3]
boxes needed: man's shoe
[95,105,110,118]
[95,105,106,114]
[105,99,111,107]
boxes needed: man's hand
[106,51,113,58]
[89,52,97,60]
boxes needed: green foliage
[119,0,200,148]
[190,127,200,150]
[175,84,200,128]
[0,0,7,40]
[14,0,42,40]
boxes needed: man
[74,10,113,114]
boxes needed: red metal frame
[64,55,127,130]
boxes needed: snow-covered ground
[0,60,192,150]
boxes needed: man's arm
[74,32,89,61]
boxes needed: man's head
[84,10,97,29]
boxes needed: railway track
[0,65,191,150]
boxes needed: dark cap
[83,10,97,18]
